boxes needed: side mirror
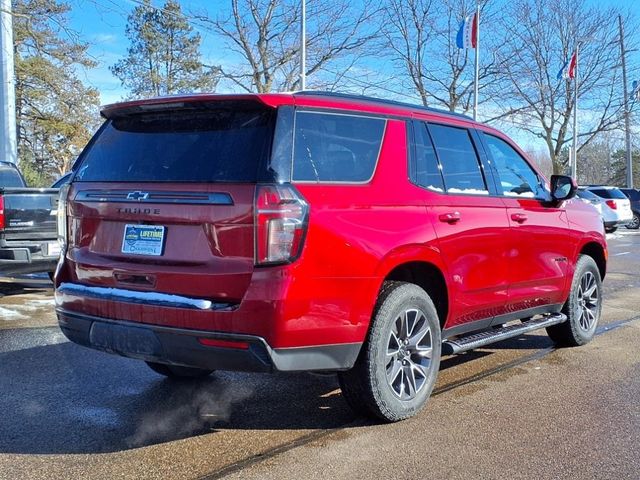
[550,175,577,202]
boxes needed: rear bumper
[56,308,361,373]
[0,247,58,275]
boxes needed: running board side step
[442,313,567,355]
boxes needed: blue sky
[64,0,639,154]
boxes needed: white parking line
[613,252,631,256]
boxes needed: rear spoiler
[101,94,281,119]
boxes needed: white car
[576,189,619,232]
[580,186,634,232]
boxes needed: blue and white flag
[456,12,478,50]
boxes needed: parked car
[582,186,633,232]
[619,188,640,230]
[0,161,59,276]
[55,92,606,422]
[576,188,620,232]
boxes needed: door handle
[511,213,528,223]
[439,212,461,224]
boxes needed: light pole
[571,36,593,181]
[0,0,17,165]
[473,1,480,121]
[618,15,633,189]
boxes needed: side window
[428,124,488,194]
[410,121,444,192]
[292,111,386,182]
[483,134,542,198]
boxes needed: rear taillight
[0,196,4,229]
[57,184,70,249]
[606,200,617,210]
[255,184,308,265]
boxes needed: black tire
[338,281,441,422]
[145,361,213,379]
[604,226,617,233]
[625,213,639,230]
[546,255,602,347]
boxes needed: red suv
[55,92,606,422]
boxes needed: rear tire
[546,255,601,347]
[338,282,441,422]
[604,226,617,233]
[626,213,639,230]
[145,361,213,379]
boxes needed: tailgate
[67,183,256,302]
[0,189,58,241]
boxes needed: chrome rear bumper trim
[56,282,235,311]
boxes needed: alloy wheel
[385,308,434,400]
[576,271,599,331]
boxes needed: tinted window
[293,111,385,182]
[75,106,275,183]
[622,189,640,200]
[0,165,25,188]
[428,124,487,194]
[484,134,542,198]
[577,190,599,200]
[591,188,627,200]
[52,173,71,188]
[410,121,444,192]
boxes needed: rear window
[410,121,444,192]
[0,165,25,188]
[577,190,599,200]
[75,106,275,183]
[292,111,385,182]
[590,188,627,200]
[428,124,488,194]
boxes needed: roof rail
[294,90,474,121]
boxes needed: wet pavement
[1,232,639,479]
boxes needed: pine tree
[13,0,100,185]
[608,149,640,188]
[111,0,219,98]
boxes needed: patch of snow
[0,306,27,320]
[503,191,536,198]
[447,188,489,195]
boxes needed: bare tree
[195,0,379,93]
[381,0,506,113]
[497,0,625,174]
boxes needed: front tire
[546,255,602,347]
[626,213,639,230]
[145,361,213,379]
[338,282,441,422]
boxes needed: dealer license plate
[121,224,165,256]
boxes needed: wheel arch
[579,241,607,280]
[378,259,449,330]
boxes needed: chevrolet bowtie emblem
[126,191,150,201]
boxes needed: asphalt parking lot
[1,231,639,480]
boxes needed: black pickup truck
[0,161,59,276]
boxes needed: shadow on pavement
[0,339,356,455]
[0,275,52,298]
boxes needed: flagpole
[473,2,480,121]
[300,0,306,90]
[571,44,579,180]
